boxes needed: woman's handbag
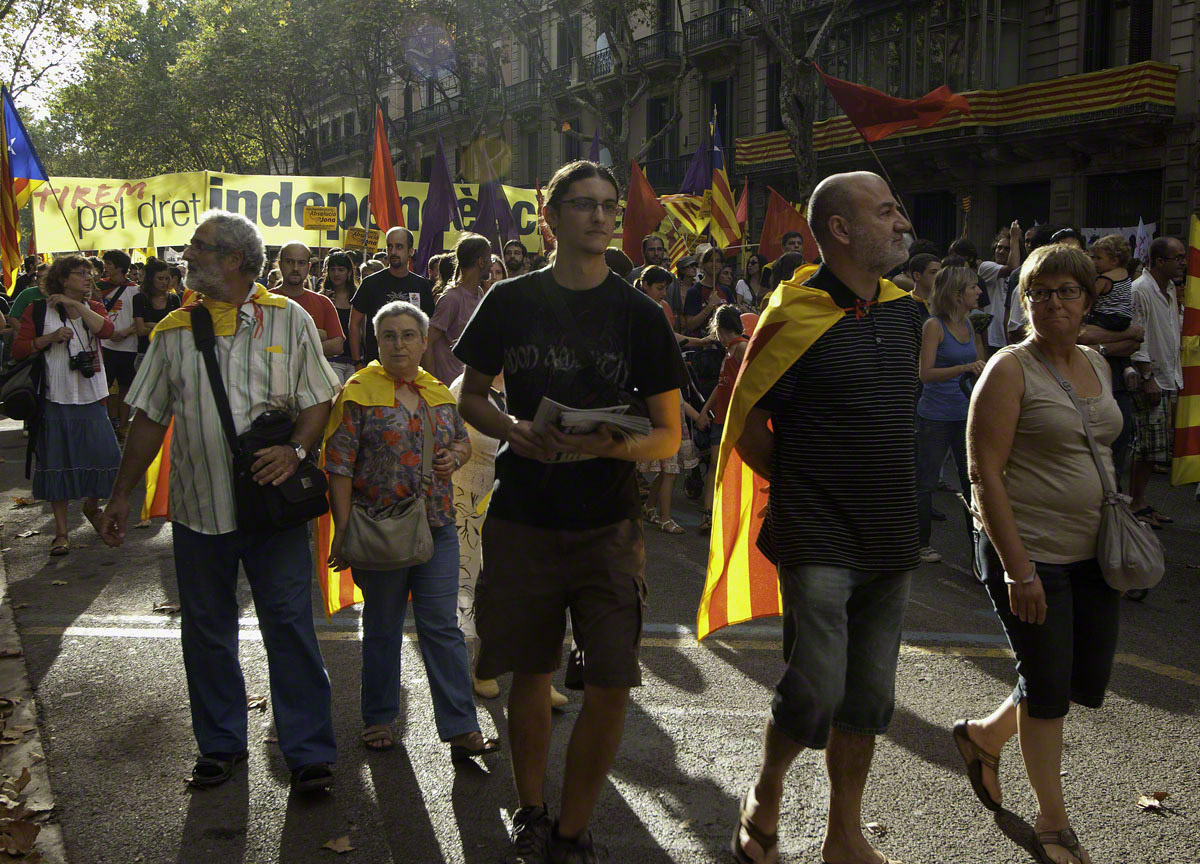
[340,400,436,570]
[1027,344,1164,591]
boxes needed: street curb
[0,548,69,864]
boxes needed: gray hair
[197,209,266,278]
[373,300,428,339]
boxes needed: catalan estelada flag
[1170,214,1200,486]
[2,87,48,291]
[660,193,709,236]
[313,363,456,617]
[709,114,741,252]
[697,265,910,639]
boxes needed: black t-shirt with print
[453,267,688,529]
[350,268,434,362]
[132,291,181,353]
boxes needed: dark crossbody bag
[190,305,329,533]
[536,269,647,418]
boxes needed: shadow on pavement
[885,705,965,775]
[176,774,249,864]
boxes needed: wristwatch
[1003,564,1037,585]
[289,441,307,461]
[1097,344,1107,357]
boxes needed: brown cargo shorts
[474,516,647,688]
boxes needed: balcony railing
[409,98,460,130]
[635,30,682,65]
[643,155,690,189]
[684,7,742,49]
[505,78,539,108]
[582,47,613,78]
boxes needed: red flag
[758,187,816,264]
[621,161,668,267]
[735,178,749,225]
[815,64,970,143]
[369,105,404,231]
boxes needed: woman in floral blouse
[326,300,500,760]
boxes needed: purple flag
[413,135,463,275]
[679,134,711,196]
[472,179,519,254]
[588,128,601,162]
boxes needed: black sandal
[952,720,1002,812]
[290,762,334,792]
[1133,507,1163,529]
[190,749,248,788]
[1033,827,1085,864]
[449,733,501,763]
[731,790,778,864]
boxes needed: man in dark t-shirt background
[348,226,432,366]
[455,160,687,863]
[730,171,923,864]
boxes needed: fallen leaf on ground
[246,696,268,712]
[322,836,354,854]
[10,605,27,611]
[1137,791,1170,811]
[0,549,9,553]
[152,603,180,615]
[865,822,887,836]
[264,735,278,744]
[0,731,23,743]
[27,754,43,766]
[0,818,40,854]
[14,531,38,539]
[49,581,66,587]
[134,519,152,529]
[10,499,33,508]
[11,770,29,795]
[0,650,20,659]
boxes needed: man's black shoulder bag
[190,305,329,533]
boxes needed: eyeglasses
[560,197,624,217]
[1025,284,1084,303]
[186,239,232,253]
[379,331,423,345]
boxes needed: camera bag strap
[189,305,241,457]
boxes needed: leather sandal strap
[976,748,1000,771]
[737,792,777,854]
[1037,828,1083,860]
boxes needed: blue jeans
[172,522,337,770]
[916,415,970,547]
[351,523,479,740]
[977,531,1119,718]
[772,564,911,748]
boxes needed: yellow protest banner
[302,205,338,230]
[29,171,548,254]
[344,227,366,249]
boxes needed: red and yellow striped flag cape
[660,194,709,236]
[697,265,909,639]
[313,362,456,617]
[1171,214,1200,485]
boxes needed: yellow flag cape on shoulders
[315,362,457,618]
[149,284,288,341]
[696,265,909,640]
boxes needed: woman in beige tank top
[953,245,1123,864]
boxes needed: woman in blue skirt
[13,255,122,556]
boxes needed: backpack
[0,301,47,477]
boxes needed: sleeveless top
[1001,343,1122,564]
[712,336,750,424]
[917,317,977,421]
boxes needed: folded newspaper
[531,396,652,462]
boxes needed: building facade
[291,0,1198,253]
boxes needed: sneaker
[919,546,942,563]
[548,825,598,864]
[504,805,552,864]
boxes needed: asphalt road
[0,417,1197,864]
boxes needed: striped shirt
[127,293,340,535]
[756,265,923,571]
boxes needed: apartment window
[557,15,581,68]
[426,80,436,106]
[320,122,330,146]
[380,96,389,118]
[527,36,541,79]
[420,155,433,183]
[996,181,1051,229]
[766,62,784,132]
[564,117,581,162]
[709,78,733,141]
[812,22,852,120]
[657,0,673,30]
[1082,0,1112,72]
[646,96,676,161]
[404,86,414,115]
[524,130,540,184]
[1086,169,1162,226]
[343,112,354,138]
[1128,0,1152,62]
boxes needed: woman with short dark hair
[956,244,1119,864]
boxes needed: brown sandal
[1033,827,1085,864]
[952,719,1002,811]
[731,791,778,864]
[360,724,393,751]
